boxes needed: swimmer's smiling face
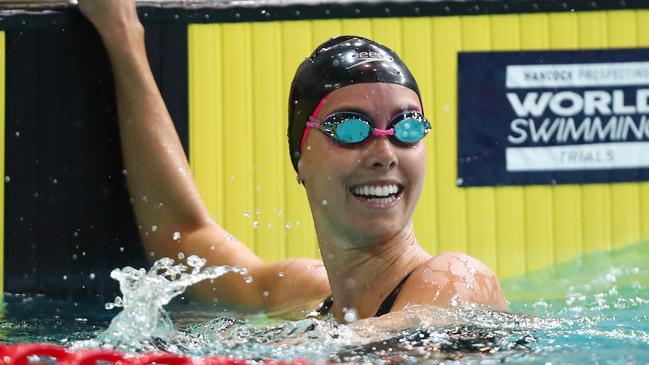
[298,83,426,246]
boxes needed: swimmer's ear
[296,174,305,185]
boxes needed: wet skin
[299,83,426,248]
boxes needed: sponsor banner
[458,48,649,187]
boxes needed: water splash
[73,256,247,353]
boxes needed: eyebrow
[326,103,422,116]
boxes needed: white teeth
[352,184,400,197]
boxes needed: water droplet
[172,231,181,241]
[119,247,125,252]
[285,222,292,229]
[89,273,96,280]
[255,209,261,215]
[262,290,269,298]
[243,210,251,218]
[244,276,253,284]
[321,199,328,206]
[72,254,78,261]
[252,221,260,229]
[142,195,149,203]
[343,307,358,323]
[72,231,79,238]
[52,178,58,184]
[15,131,20,137]
[278,271,285,278]
[62,275,68,280]
[4,176,9,183]
[151,225,158,232]
[456,178,464,185]
[178,252,185,259]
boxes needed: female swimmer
[79,0,507,322]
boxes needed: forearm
[101,22,211,255]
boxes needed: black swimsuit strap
[314,270,415,318]
[374,270,414,317]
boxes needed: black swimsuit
[315,270,415,317]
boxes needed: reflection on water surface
[1,242,648,364]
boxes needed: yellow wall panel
[189,24,225,225]
[0,31,5,295]
[341,18,372,39]
[221,23,255,248]
[281,21,318,259]
[188,9,649,278]
[371,18,402,54]
[251,22,285,261]
[431,17,466,253]
[404,18,438,255]
[311,19,342,45]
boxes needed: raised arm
[78,0,330,311]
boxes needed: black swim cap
[287,36,421,172]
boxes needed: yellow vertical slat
[607,11,642,249]
[460,16,497,270]
[404,18,438,255]
[311,19,342,44]
[548,12,583,264]
[577,11,612,254]
[188,24,225,226]
[519,13,555,272]
[491,14,526,278]
[0,31,5,296]
[341,18,372,38]
[370,18,402,53]
[281,20,318,259]
[638,10,649,239]
[251,22,285,261]
[432,17,466,253]
[221,23,255,248]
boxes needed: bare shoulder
[257,258,331,315]
[392,252,507,312]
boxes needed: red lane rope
[0,343,309,365]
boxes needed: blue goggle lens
[334,118,371,144]
[393,117,427,143]
[320,112,429,145]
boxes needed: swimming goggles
[300,111,431,150]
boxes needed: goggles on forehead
[300,111,431,150]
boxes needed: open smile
[349,183,404,208]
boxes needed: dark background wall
[3,13,188,301]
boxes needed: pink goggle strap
[299,92,332,152]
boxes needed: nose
[364,136,397,170]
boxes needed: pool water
[1,242,648,364]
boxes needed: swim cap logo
[347,51,394,69]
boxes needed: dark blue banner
[458,48,649,187]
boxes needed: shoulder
[392,252,507,311]
[257,258,331,315]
